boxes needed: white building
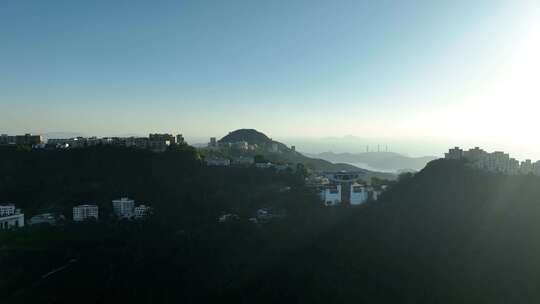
[234,141,249,150]
[73,204,99,222]
[320,185,341,206]
[206,157,231,167]
[350,184,369,205]
[134,205,151,219]
[0,204,24,229]
[112,197,135,218]
[0,204,16,217]
[232,156,255,166]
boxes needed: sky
[1,1,540,158]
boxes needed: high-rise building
[445,147,464,160]
[445,147,540,176]
[208,137,217,148]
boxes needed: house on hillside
[28,213,63,226]
[320,185,341,206]
[350,184,369,205]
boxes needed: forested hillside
[3,151,540,303]
[0,145,314,223]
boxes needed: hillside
[5,156,540,303]
[307,151,437,172]
[307,159,540,302]
[0,145,309,219]
[217,129,396,180]
[238,159,540,302]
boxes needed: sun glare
[441,10,540,149]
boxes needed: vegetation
[3,149,540,303]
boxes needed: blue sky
[1,0,539,156]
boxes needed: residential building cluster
[0,197,151,229]
[445,147,540,175]
[1,133,189,152]
[112,197,151,219]
[207,138,258,152]
[207,137,283,153]
[74,198,151,222]
[205,155,297,172]
[46,133,185,152]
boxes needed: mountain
[306,151,437,172]
[42,132,86,140]
[217,129,396,180]
[219,129,274,145]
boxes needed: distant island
[306,151,438,173]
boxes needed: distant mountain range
[41,132,145,140]
[305,151,438,172]
[217,129,396,180]
[41,132,86,140]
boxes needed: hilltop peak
[219,129,273,145]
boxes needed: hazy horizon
[2,1,540,158]
[10,129,540,160]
